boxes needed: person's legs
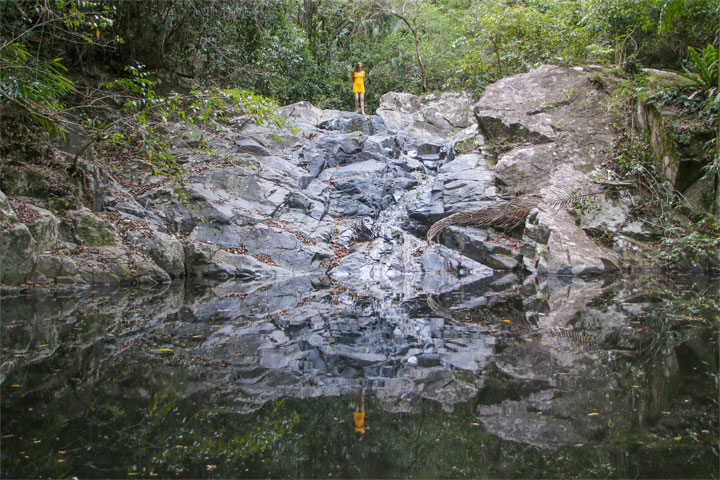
[354,92,359,113]
[359,93,365,115]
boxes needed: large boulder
[126,230,186,278]
[69,245,170,285]
[473,65,616,195]
[466,65,624,274]
[0,223,37,284]
[61,208,122,247]
[377,91,475,139]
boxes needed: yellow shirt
[353,411,366,434]
[352,70,365,93]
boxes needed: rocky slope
[1,65,713,289]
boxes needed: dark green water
[1,274,718,478]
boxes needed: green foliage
[659,214,720,267]
[96,64,288,193]
[582,0,718,69]
[680,44,719,101]
[0,42,74,137]
[0,0,117,138]
[456,0,593,89]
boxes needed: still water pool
[1,273,718,478]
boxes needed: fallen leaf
[157,348,173,352]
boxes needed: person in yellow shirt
[353,388,366,435]
[350,62,367,115]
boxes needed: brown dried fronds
[426,196,541,243]
[426,181,636,244]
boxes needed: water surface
[1,273,718,478]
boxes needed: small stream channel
[1,273,718,478]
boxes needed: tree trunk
[388,11,428,92]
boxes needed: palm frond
[425,181,635,243]
[426,196,540,243]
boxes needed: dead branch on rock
[425,196,541,243]
[426,181,636,244]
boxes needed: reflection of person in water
[353,388,366,435]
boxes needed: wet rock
[126,230,185,278]
[1,66,683,287]
[183,241,289,280]
[232,135,272,156]
[522,206,621,275]
[436,153,496,213]
[72,246,170,285]
[439,225,522,271]
[30,253,79,284]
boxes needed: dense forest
[2,0,717,120]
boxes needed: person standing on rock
[351,62,366,115]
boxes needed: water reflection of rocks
[1,274,717,451]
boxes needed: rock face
[474,65,616,194]
[633,72,716,216]
[376,91,475,139]
[1,65,684,289]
